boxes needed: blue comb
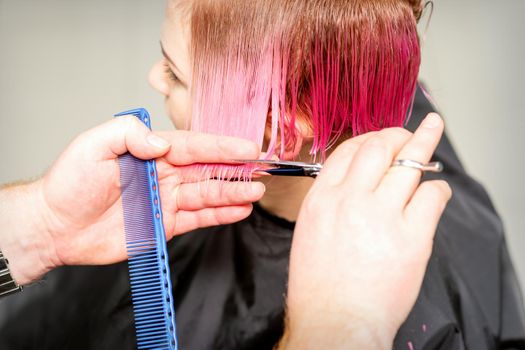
[115,108,177,350]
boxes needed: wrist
[0,180,61,285]
[281,310,394,350]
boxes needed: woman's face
[148,3,192,130]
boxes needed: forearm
[0,180,60,285]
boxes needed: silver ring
[391,159,443,173]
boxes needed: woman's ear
[264,113,314,161]
[282,118,315,160]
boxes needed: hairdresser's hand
[282,114,451,349]
[0,116,264,285]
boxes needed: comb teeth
[117,108,177,350]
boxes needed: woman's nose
[148,60,170,96]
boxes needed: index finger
[156,130,260,166]
[314,131,377,186]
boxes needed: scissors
[232,159,323,178]
[233,159,444,178]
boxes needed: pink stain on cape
[408,341,414,350]
[422,324,427,332]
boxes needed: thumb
[81,116,171,161]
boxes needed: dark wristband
[0,250,23,298]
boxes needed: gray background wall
[418,1,525,297]
[1,0,524,298]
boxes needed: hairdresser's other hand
[282,114,452,349]
[0,116,263,285]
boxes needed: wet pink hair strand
[187,0,421,179]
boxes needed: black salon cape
[1,87,525,350]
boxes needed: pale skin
[0,1,452,349]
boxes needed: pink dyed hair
[188,0,422,166]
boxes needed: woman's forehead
[162,1,192,78]
[166,0,192,18]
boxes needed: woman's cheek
[166,88,192,130]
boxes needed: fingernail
[147,134,170,149]
[422,113,441,129]
[250,182,266,196]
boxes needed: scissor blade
[231,159,317,168]
[232,159,322,178]
[255,168,310,177]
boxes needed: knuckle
[179,133,204,162]
[223,182,240,202]
[215,211,226,226]
[366,135,387,151]
[198,182,208,199]
[216,135,232,156]
[238,182,253,200]
[120,115,140,130]
[157,131,174,143]
[407,147,427,161]
[206,183,221,203]
[336,139,360,157]
[365,136,390,161]
[243,142,260,158]
[389,127,412,138]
